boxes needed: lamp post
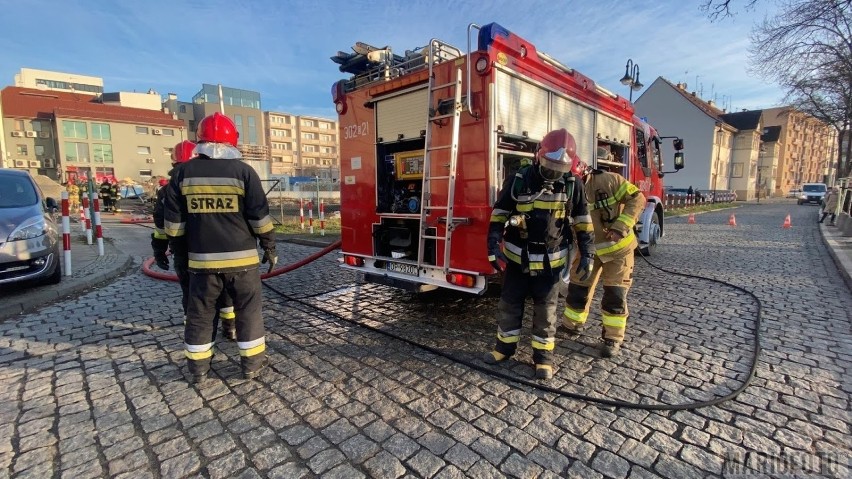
[619,59,644,102]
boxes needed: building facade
[2,87,184,182]
[265,111,339,179]
[762,107,835,194]
[720,110,763,201]
[14,68,103,95]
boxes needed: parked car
[797,183,827,205]
[0,170,62,286]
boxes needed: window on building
[31,120,43,132]
[303,145,317,152]
[732,163,744,178]
[16,145,28,156]
[164,147,174,156]
[234,115,243,143]
[91,123,111,140]
[162,128,175,136]
[283,142,292,150]
[65,142,90,163]
[136,126,149,134]
[188,120,196,132]
[320,134,332,142]
[95,167,114,177]
[137,146,151,154]
[284,116,292,124]
[179,105,187,113]
[139,169,152,177]
[272,156,283,163]
[14,120,25,130]
[302,132,317,140]
[63,120,88,139]
[35,145,45,156]
[93,144,114,163]
[247,116,257,145]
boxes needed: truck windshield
[802,184,826,192]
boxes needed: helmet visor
[539,164,564,181]
[540,147,574,173]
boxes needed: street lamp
[619,59,644,102]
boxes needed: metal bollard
[61,192,72,276]
[300,198,305,231]
[92,197,104,256]
[320,199,325,237]
[82,196,92,245]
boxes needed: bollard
[92,197,104,256]
[61,192,72,276]
[300,198,305,230]
[308,201,314,234]
[79,205,85,232]
[320,199,325,237]
[82,196,92,245]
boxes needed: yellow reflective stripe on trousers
[596,231,636,256]
[219,307,236,320]
[238,337,265,357]
[185,342,214,360]
[602,313,627,328]
[574,223,594,232]
[531,335,555,351]
[497,328,521,344]
[563,306,588,324]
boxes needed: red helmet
[158,178,169,187]
[536,129,582,178]
[171,140,196,164]
[196,112,239,146]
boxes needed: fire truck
[330,22,685,294]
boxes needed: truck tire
[639,211,660,256]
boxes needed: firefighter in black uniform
[153,140,237,341]
[484,128,595,380]
[99,179,113,212]
[164,112,277,384]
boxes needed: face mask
[539,165,563,181]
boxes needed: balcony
[238,144,270,162]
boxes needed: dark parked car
[0,170,61,286]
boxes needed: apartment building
[163,85,269,165]
[265,111,338,179]
[14,68,103,95]
[2,87,185,182]
[762,107,835,195]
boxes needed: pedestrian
[819,186,839,226]
[66,182,80,213]
[562,146,646,357]
[686,185,694,197]
[164,113,277,384]
[483,128,595,380]
[153,140,237,341]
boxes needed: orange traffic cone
[728,214,737,227]
[782,214,792,228]
[687,213,696,224]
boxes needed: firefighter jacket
[585,169,646,263]
[152,180,169,241]
[489,166,594,273]
[99,183,112,198]
[163,154,275,273]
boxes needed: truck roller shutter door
[596,113,632,147]
[494,70,549,140]
[551,97,595,164]
[376,88,428,143]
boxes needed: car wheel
[797,200,803,205]
[44,261,62,285]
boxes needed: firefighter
[111,181,121,212]
[164,113,277,384]
[484,128,595,380]
[153,140,237,342]
[99,179,113,212]
[562,145,646,357]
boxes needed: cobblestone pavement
[0,202,850,478]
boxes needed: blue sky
[0,0,782,119]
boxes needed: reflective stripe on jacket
[585,170,645,263]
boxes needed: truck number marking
[637,179,651,193]
[343,122,369,139]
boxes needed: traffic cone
[782,214,792,228]
[687,213,696,224]
[729,214,737,227]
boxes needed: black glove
[173,255,188,277]
[487,223,506,272]
[154,253,170,271]
[262,248,278,274]
[575,253,594,282]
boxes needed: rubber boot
[600,339,622,358]
[482,342,516,365]
[532,350,554,380]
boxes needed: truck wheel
[639,211,660,256]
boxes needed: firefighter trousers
[176,263,235,337]
[563,253,634,341]
[184,269,265,376]
[493,263,561,365]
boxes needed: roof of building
[655,77,732,125]
[1,87,183,127]
[720,110,762,131]
[761,125,782,143]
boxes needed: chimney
[168,93,177,100]
[708,100,715,107]
[691,91,697,96]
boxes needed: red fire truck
[330,22,684,294]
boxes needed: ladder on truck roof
[418,39,465,274]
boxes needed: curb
[0,246,135,321]
[818,223,852,293]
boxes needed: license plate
[386,261,418,276]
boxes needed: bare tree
[750,0,852,179]
[701,0,761,20]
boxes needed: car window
[802,184,826,192]
[0,176,39,208]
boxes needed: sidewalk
[819,218,852,291]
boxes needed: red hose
[141,240,342,282]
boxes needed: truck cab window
[635,128,648,169]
